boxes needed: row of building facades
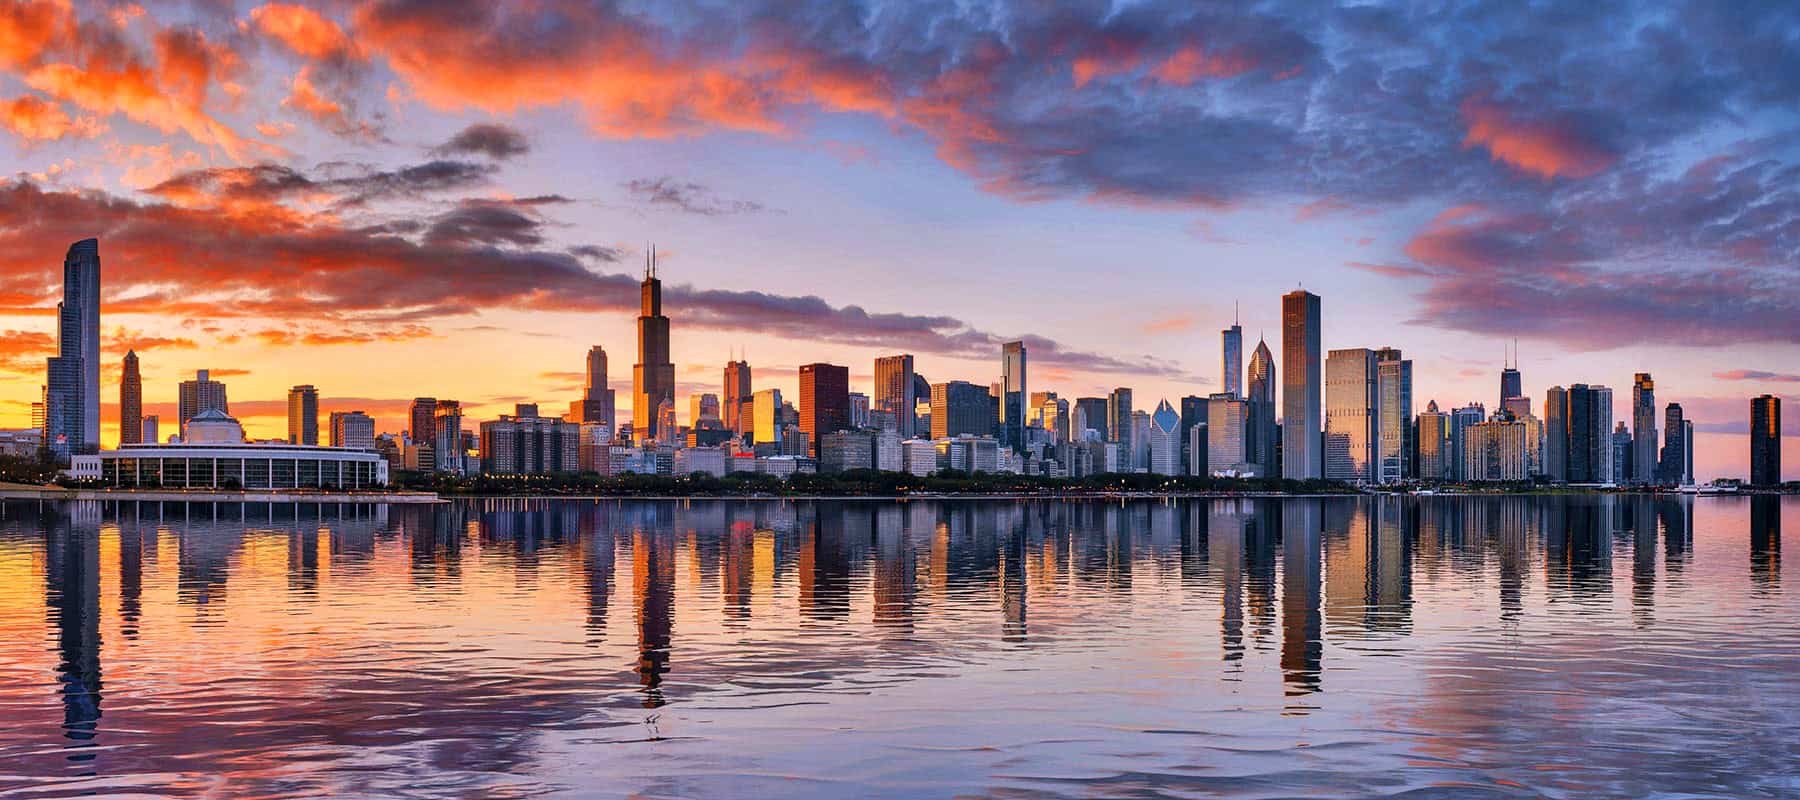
[29,239,1787,487]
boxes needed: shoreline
[0,485,444,503]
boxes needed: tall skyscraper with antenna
[1499,341,1522,411]
[1222,305,1242,398]
[633,247,676,444]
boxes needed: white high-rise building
[1148,400,1182,476]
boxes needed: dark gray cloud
[364,0,1800,349]
[622,177,770,216]
[0,179,1180,379]
[432,123,531,160]
[146,159,498,209]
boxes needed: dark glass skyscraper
[1108,387,1133,454]
[799,362,849,457]
[45,238,100,460]
[1221,322,1242,398]
[633,250,675,444]
[578,346,616,427]
[1246,339,1277,477]
[1751,395,1781,486]
[1074,396,1109,441]
[1001,341,1027,452]
[1658,403,1685,485]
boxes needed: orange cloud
[0,1,265,158]
[250,3,360,63]
[1460,96,1617,180]
[254,326,435,347]
[0,328,54,374]
[0,94,103,140]
[1149,45,1255,85]
[1140,315,1196,335]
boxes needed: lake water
[0,495,1795,799]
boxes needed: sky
[0,0,1796,481]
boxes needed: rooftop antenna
[1234,300,1239,326]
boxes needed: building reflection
[633,508,677,708]
[1751,495,1780,590]
[44,504,103,763]
[1209,501,1247,666]
[1281,500,1323,705]
[1546,496,1613,605]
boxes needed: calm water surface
[0,496,1796,799]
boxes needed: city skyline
[0,1,1796,480]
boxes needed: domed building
[182,408,245,445]
[77,407,389,490]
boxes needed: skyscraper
[633,249,675,445]
[287,384,319,445]
[45,238,101,460]
[1222,319,1242,398]
[1751,395,1781,486]
[1544,386,1568,482]
[1632,373,1657,485]
[1683,418,1694,486]
[1416,400,1449,480]
[723,358,752,435]
[1566,384,1614,484]
[119,350,142,445]
[1246,338,1277,477]
[1179,395,1208,471]
[576,346,616,427]
[690,393,722,427]
[873,354,915,438]
[408,397,437,445]
[178,370,229,440]
[1073,397,1109,441]
[932,381,991,439]
[1108,387,1134,455]
[1376,348,1412,483]
[330,410,376,449]
[1282,290,1322,480]
[1324,348,1376,484]
[799,362,849,457]
[1658,403,1685,485]
[1148,400,1181,475]
[1207,393,1249,475]
[1001,340,1027,452]
[1499,346,1522,411]
[752,388,783,446]
[434,400,464,472]
[1448,403,1486,481]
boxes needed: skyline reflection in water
[0,496,1796,799]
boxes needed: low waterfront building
[480,408,580,474]
[83,410,388,489]
[901,439,938,476]
[674,446,728,477]
[935,435,1000,473]
[820,430,874,473]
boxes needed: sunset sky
[0,0,1795,480]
